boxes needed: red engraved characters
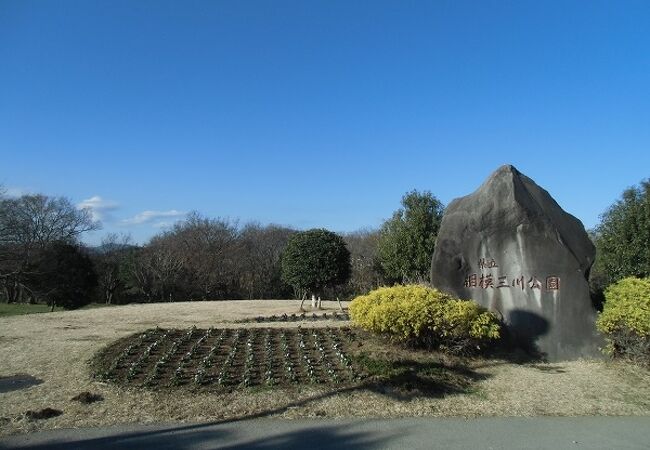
[479,274,494,289]
[478,258,499,269]
[546,276,560,290]
[511,275,525,291]
[463,258,562,292]
[528,276,542,289]
[464,273,478,288]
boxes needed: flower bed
[94,327,360,389]
[235,312,350,324]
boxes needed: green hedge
[349,284,500,354]
[596,277,650,364]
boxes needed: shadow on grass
[351,353,489,401]
[7,357,471,449]
[472,314,552,369]
[7,339,493,449]
[0,374,44,393]
[1,356,476,448]
[470,342,570,374]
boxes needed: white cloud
[77,196,119,221]
[152,221,174,229]
[121,209,185,225]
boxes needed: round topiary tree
[280,228,351,309]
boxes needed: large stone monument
[430,165,600,360]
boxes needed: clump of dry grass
[70,392,103,404]
[1,300,649,437]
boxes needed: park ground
[1,301,649,437]
[0,302,115,318]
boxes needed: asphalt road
[1,417,649,450]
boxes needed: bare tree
[342,228,384,296]
[237,223,294,299]
[123,247,156,302]
[171,212,239,300]
[1,194,97,248]
[118,214,239,303]
[94,233,132,304]
[141,236,187,302]
[0,194,99,303]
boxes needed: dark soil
[25,408,62,421]
[236,312,350,324]
[92,327,485,398]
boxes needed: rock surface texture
[431,165,600,360]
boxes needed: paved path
[1,417,649,449]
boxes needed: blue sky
[1,1,649,244]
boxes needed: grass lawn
[0,303,62,317]
[0,302,112,317]
[1,300,648,437]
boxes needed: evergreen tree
[32,242,98,310]
[593,179,650,288]
[377,190,444,283]
[281,229,351,308]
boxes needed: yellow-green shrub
[349,284,500,353]
[596,277,650,363]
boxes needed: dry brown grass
[1,300,649,437]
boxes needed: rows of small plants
[236,312,350,324]
[94,326,360,389]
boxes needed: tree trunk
[311,293,316,308]
[2,285,8,303]
[18,284,26,303]
[336,296,344,311]
[299,292,307,311]
[317,296,322,309]
[14,282,21,303]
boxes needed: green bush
[349,284,500,354]
[596,277,650,364]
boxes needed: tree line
[2,178,648,310]
[0,187,443,309]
